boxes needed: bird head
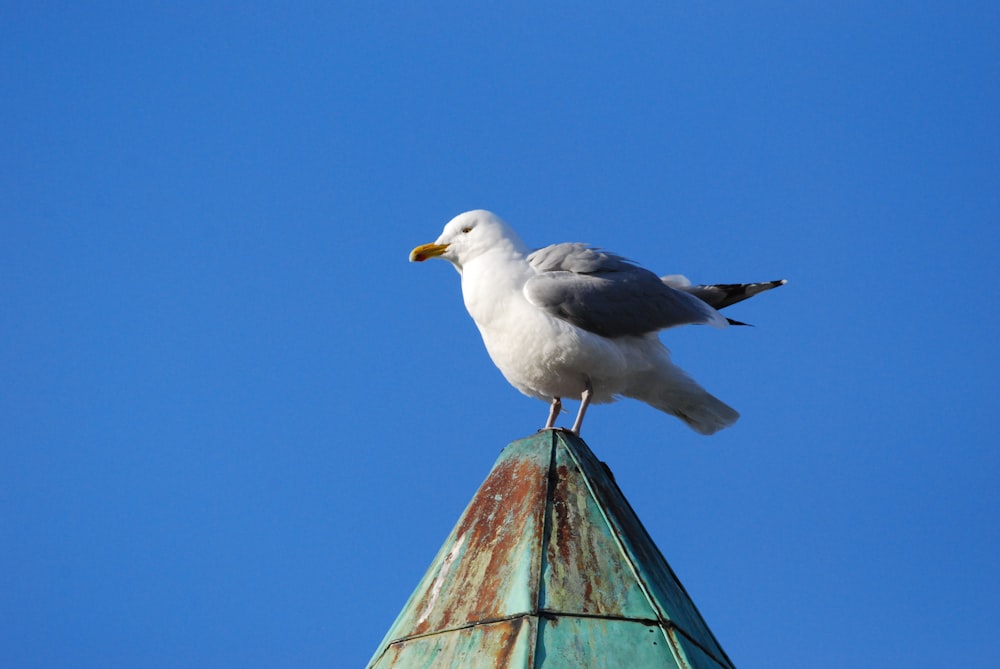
[409,210,528,271]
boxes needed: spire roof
[367,430,736,668]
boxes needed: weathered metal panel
[368,436,549,660]
[559,433,736,669]
[370,617,535,669]
[535,616,682,669]
[664,626,734,669]
[540,440,658,619]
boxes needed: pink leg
[544,397,562,429]
[570,382,593,435]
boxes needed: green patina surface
[366,431,736,669]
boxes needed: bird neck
[460,248,531,324]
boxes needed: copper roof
[366,430,736,668]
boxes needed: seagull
[410,210,784,435]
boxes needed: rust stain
[408,451,548,637]
[485,616,521,669]
[544,448,641,617]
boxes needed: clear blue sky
[3,3,997,667]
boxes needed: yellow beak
[409,242,449,262]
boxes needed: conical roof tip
[367,430,737,669]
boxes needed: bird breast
[460,256,638,402]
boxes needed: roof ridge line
[554,432,737,669]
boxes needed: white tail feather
[624,363,740,435]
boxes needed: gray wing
[524,243,726,338]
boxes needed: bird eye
[461,226,472,233]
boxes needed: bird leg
[543,397,562,429]
[570,381,593,435]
